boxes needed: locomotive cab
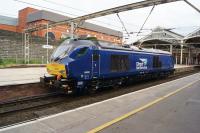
[41,38,97,94]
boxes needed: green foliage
[85,37,98,41]
[0,58,16,65]
[29,59,43,64]
[0,58,3,64]
[0,58,43,68]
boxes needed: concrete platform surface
[0,72,199,133]
[174,64,197,68]
[0,65,197,86]
[0,67,47,86]
[100,74,200,133]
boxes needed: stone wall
[0,30,58,64]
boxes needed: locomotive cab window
[76,47,88,58]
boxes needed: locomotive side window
[76,47,88,58]
[153,55,162,68]
[110,55,129,72]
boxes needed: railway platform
[0,65,198,86]
[0,72,200,133]
[0,67,47,86]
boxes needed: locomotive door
[92,51,100,78]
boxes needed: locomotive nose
[46,63,67,78]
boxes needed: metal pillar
[188,46,191,65]
[186,57,188,65]
[195,50,198,65]
[24,33,30,64]
[170,45,173,54]
[180,44,183,65]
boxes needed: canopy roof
[138,27,184,45]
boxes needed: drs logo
[136,58,148,70]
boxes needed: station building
[0,7,123,44]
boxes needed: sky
[1,0,200,43]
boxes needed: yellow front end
[46,63,67,78]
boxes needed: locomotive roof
[96,41,171,55]
[72,39,171,55]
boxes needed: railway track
[0,69,199,127]
[0,69,199,116]
[0,92,66,115]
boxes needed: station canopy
[184,28,200,48]
[134,27,184,49]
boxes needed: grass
[0,58,44,68]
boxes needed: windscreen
[51,39,74,61]
[51,39,95,61]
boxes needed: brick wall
[28,21,122,44]
[0,24,17,32]
[0,6,122,49]
[17,7,38,32]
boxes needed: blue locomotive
[41,38,174,94]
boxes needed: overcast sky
[1,0,200,42]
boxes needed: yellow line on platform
[87,79,200,133]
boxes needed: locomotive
[41,38,174,94]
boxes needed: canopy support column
[170,45,173,54]
[180,44,183,65]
